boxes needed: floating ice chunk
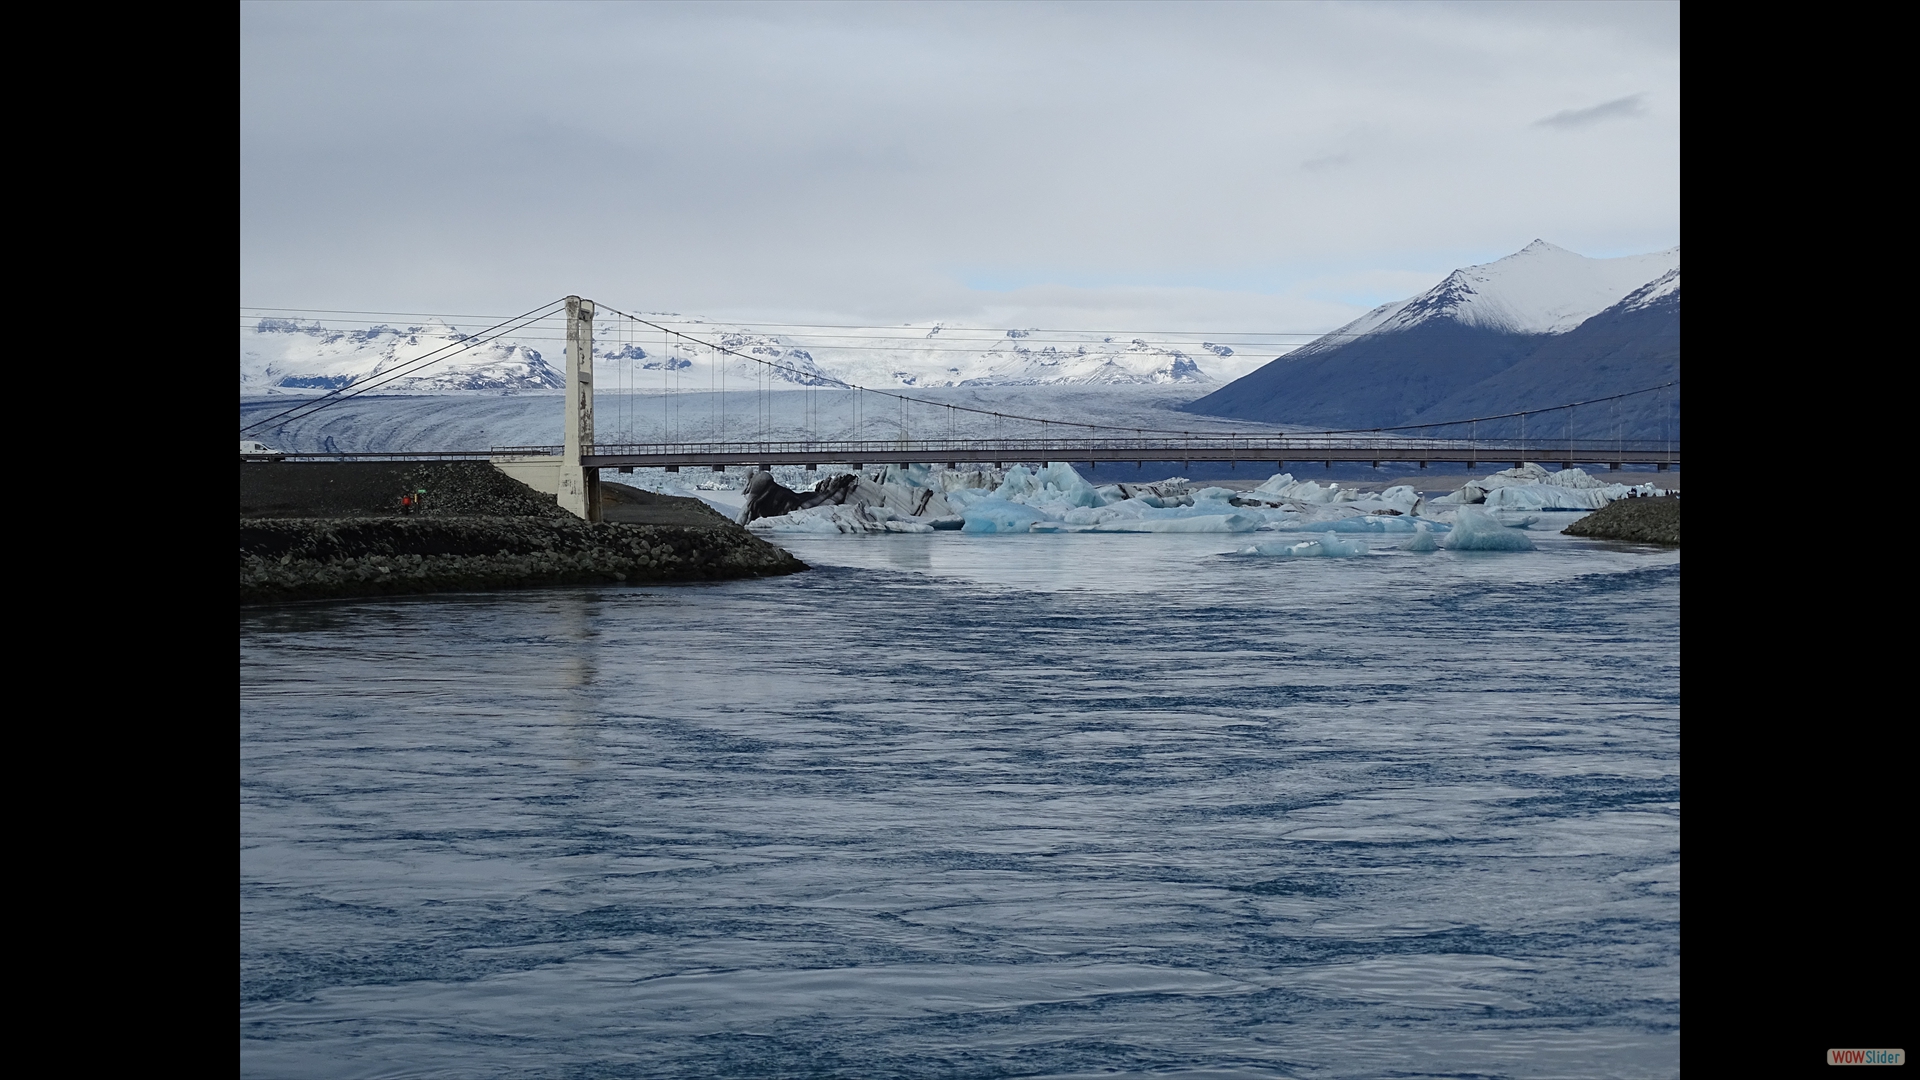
[1443,508,1536,551]
[874,463,935,488]
[1252,471,1299,495]
[1036,462,1106,508]
[1401,523,1440,552]
[1486,511,1541,529]
[1322,514,1430,534]
[1240,532,1369,557]
[1349,485,1421,516]
[1090,514,1262,533]
[1546,467,1609,490]
[993,464,1040,500]
[1482,483,1623,511]
[837,476,954,518]
[747,504,884,534]
[938,468,1001,493]
[960,498,1054,534]
[988,462,1109,510]
[1254,476,1340,504]
[1264,504,1368,530]
[1439,463,1653,507]
[942,486,989,510]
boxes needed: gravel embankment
[1562,496,1680,545]
[242,461,574,519]
[240,462,805,605]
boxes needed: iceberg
[746,503,882,535]
[745,463,1456,541]
[1320,514,1433,534]
[1088,514,1261,533]
[1401,522,1441,552]
[992,462,1105,508]
[1442,508,1536,551]
[960,498,1054,534]
[1436,462,1672,508]
[1240,533,1370,558]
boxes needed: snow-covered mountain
[1313,240,1680,344]
[241,314,1219,396]
[775,322,1212,387]
[1182,241,1680,437]
[241,319,564,394]
[594,316,1210,390]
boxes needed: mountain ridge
[1180,242,1680,438]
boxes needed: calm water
[240,529,1679,1078]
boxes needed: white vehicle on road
[241,440,286,461]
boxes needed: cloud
[240,3,1678,332]
[1535,94,1649,129]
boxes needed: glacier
[241,312,1236,398]
[241,318,563,394]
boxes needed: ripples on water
[240,531,1679,1079]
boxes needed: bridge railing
[489,435,1680,459]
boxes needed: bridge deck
[273,437,1678,470]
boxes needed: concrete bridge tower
[487,295,603,519]
[557,296,600,521]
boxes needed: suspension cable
[241,299,565,436]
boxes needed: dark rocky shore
[241,462,805,605]
[1562,496,1680,546]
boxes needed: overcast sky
[241,1,1678,334]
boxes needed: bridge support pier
[557,296,601,522]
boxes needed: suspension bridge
[242,296,1680,521]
